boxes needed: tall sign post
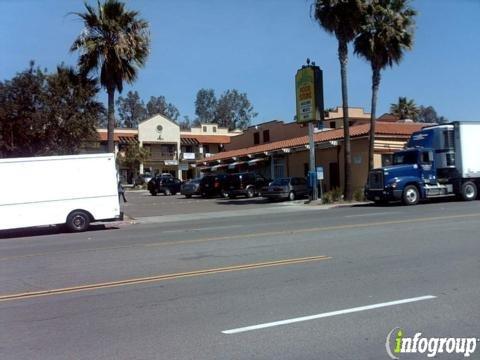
[295,59,325,201]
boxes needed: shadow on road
[215,198,273,206]
[0,224,118,240]
[354,196,460,208]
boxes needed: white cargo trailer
[0,153,120,232]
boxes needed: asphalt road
[1,200,479,359]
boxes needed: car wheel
[150,189,157,196]
[402,185,419,205]
[221,190,228,198]
[461,181,477,201]
[288,191,296,201]
[66,210,90,232]
[165,188,172,196]
[246,187,255,198]
[185,194,192,198]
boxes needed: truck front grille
[368,171,384,190]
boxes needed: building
[137,114,240,180]
[224,120,309,151]
[199,122,426,192]
[322,107,371,129]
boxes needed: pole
[308,122,318,201]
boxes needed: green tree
[417,105,448,124]
[195,88,217,123]
[390,96,419,120]
[179,115,191,130]
[215,89,257,130]
[70,0,150,153]
[146,96,180,121]
[313,0,365,201]
[0,63,103,157]
[116,90,147,128]
[354,0,416,171]
[117,142,150,179]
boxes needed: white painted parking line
[222,295,436,335]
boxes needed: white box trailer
[0,153,120,232]
[455,122,480,178]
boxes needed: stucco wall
[225,121,308,151]
[138,115,180,145]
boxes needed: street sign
[316,166,324,180]
[295,63,325,124]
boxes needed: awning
[181,137,200,145]
[118,136,138,144]
[247,158,266,166]
[228,161,245,170]
[211,164,228,171]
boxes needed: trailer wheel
[66,210,91,232]
[402,185,419,205]
[461,181,477,201]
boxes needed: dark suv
[200,174,229,198]
[148,175,182,196]
[225,172,269,198]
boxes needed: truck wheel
[402,185,419,205]
[66,210,90,232]
[461,181,477,201]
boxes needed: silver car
[262,177,309,201]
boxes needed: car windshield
[271,178,290,186]
[189,179,201,184]
[393,151,418,165]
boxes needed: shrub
[353,188,365,202]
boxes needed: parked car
[262,177,309,201]
[148,176,182,196]
[224,172,269,198]
[181,178,202,198]
[134,173,153,186]
[200,174,229,198]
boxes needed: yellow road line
[0,255,331,302]
[1,212,479,261]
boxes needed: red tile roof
[180,134,231,144]
[202,122,426,163]
[97,131,138,142]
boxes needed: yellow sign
[295,67,316,123]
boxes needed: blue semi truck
[365,122,480,205]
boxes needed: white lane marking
[222,295,436,335]
[345,211,400,218]
[162,224,245,234]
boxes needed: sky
[1,0,479,124]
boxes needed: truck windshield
[393,151,418,165]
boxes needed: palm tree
[354,0,416,171]
[313,0,365,201]
[70,0,150,153]
[390,96,420,120]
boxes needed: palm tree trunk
[368,67,381,172]
[107,87,115,153]
[338,40,352,201]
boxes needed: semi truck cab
[365,122,480,205]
